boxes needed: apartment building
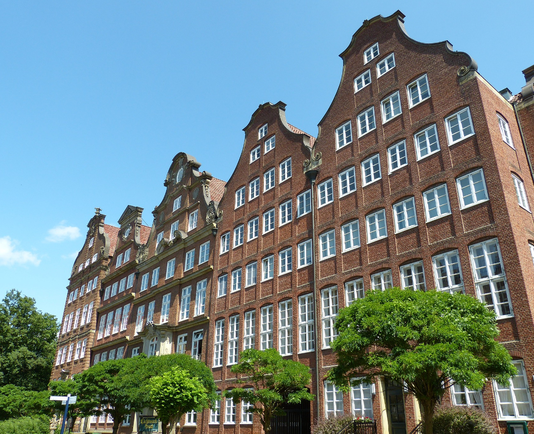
[52,10,534,434]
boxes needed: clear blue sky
[1,0,532,321]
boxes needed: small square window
[250,146,261,163]
[366,209,387,243]
[407,74,430,107]
[456,169,488,209]
[279,200,293,226]
[415,124,440,160]
[265,135,276,153]
[264,168,275,192]
[377,53,395,77]
[339,167,356,197]
[259,123,268,139]
[249,178,260,201]
[248,217,259,241]
[318,179,334,207]
[280,158,292,183]
[297,190,311,217]
[364,43,379,63]
[388,140,408,173]
[361,154,381,186]
[357,107,376,137]
[263,209,275,234]
[445,107,475,145]
[319,230,336,260]
[341,220,360,252]
[336,121,353,149]
[371,270,393,290]
[400,261,425,290]
[381,91,402,123]
[354,70,371,93]
[233,225,244,248]
[393,197,417,233]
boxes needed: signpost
[50,394,77,434]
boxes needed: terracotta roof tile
[139,225,152,244]
[210,178,226,204]
[104,224,120,256]
[288,123,316,146]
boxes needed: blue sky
[1,0,532,321]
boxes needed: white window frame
[248,217,259,241]
[298,239,313,268]
[432,250,464,293]
[241,392,254,424]
[235,187,246,209]
[262,255,274,281]
[112,307,121,334]
[263,208,275,234]
[166,258,176,279]
[191,330,203,360]
[342,220,360,252]
[351,381,374,418]
[354,69,371,93]
[393,197,418,233]
[249,177,260,201]
[366,209,387,243]
[199,241,210,264]
[231,268,242,292]
[376,53,395,77]
[264,167,275,192]
[357,106,376,137]
[279,200,293,226]
[407,74,430,107]
[318,179,334,207]
[325,381,344,417]
[260,305,273,350]
[173,196,182,212]
[423,184,451,222]
[498,114,514,148]
[161,293,171,324]
[188,210,198,232]
[210,392,221,424]
[135,305,145,335]
[451,383,484,409]
[220,232,230,254]
[180,287,191,321]
[250,145,261,163]
[213,319,224,367]
[259,123,268,139]
[400,261,426,291]
[146,301,155,324]
[339,167,357,197]
[245,262,257,287]
[361,154,381,186]
[151,267,159,287]
[364,43,379,64]
[494,360,533,420]
[280,158,292,183]
[243,310,255,350]
[445,107,475,145]
[297,190,311,217]
[279,248,292,275]
[228,315,239,365]
[456,169,489,209]
[336,121,353,149]
[140,273,149,292]
[345,278,364,306]
[279,299,293,356]
[264,135,276,153]
[388,139,408,173]
[195,280,207,316]
[319,230,336,260]
[233,225,244,248]
[225,395,236,424]
[381,91,402,123]
[298,293,315,353]
[512,174,530,211]
[218,274,228,297]
[321,287,338,348]
[371,270,393,291]
[176,333,187,354]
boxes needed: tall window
[260,305,273,350]
[393,197,417,232]
[357,107,376,137]
[151,268,160,287]
[188,210,198,231]
[243,310,255,350]
[279,300,293,356]
[184,250,195,271]
[250,145,261,163]
[218,274,228,297]
[191,330,204,361]
[279,200,293,226]
[400,261,425,290]
[235,187,245,209]
[241,392,254,424]
[213,319,224,367]
[318,179,334,207]
[336,121,353,149]
[351,381,374,418]
[319,230,336,260]
[249,177,260,201]
[210,392,221,424]
[248,217,259,241]
[140,273,149,292]
[263,209,275,233]
[198,241,210,264]
[339,167,357,196]
[280,158,292,183]
[170,220,179,240]
[161,293,171,324]
[297,190,311,217]
[298,239,313,268]
[366,209,387,242]
[173,196,182,211]
[325,381,344,417]
[321,287,338,348]
[135,305,145,335]
[354,70,371,93]
[180,287,191,320]
[231,269,242,292]
[494,360,533,419]
[432,250,464,293]
[377,53,395,77]
[456,169,488,209]
[228,315,239,365]
[345,278,364,305]
[195,280,207,316]
[342,220,360,252]
[470,239,512,318]
[264,167,275,192]
[146,301,155,324]
[279,248,292,275]
[262,256,274,281]
[371,270,393,291]
[112,307,122,334]
[259,123,268,139]
[512,175,530,211]
[381,91,402,122]
[407,74,430,107]
[225,396,236,424]
[445,107,475,145]
[233,225,244,248]
[415,124,440,160]
[104,312,113,337]
[264,135,276,153]
[498,114,514,147]
[299,294,315,353]
[165,259,176,279]
[361,154,381,186]
[245,262,257,287]
[388,140,407,173]
[423,184,451,221]
[220,232,230,254]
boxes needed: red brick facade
[52,10,534,434]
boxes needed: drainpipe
[305,167,321,421]
[513,101,534,185]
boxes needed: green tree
[0,290,58,391]
[0,385,52,420]
[226,349,314,434]
[0,415,49,434]
[149,367,210,434]
[328,288,516,434]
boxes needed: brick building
[52,10,534,434]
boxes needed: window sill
[459,199,489,211]
[395,225,418,235]
[425,213,451,224]
[336,142,353,151]
[358,128,376,139]
[297,263,312,270]
[366,236,387,245]
[339,190,356,198]
[382,113,401,125]
[447,133,475,147]
[416,149,440,162]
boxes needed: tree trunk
[421,399,436,434]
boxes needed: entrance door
[385,380,406,434]
[271,400,311,434]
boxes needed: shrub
[430,406,496,434]
[312,414,355,434]
[0,415,49,434]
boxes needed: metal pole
[60,394,70,434]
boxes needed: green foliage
[0,385,52,420]
[328,288,516,434]
[0,415,49,434]
[226,349,314,434]
[311,414,355,434]
[149,367,210,434]
[0,290,58,391]
[430,406,496,434]
[48,379,81,420]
